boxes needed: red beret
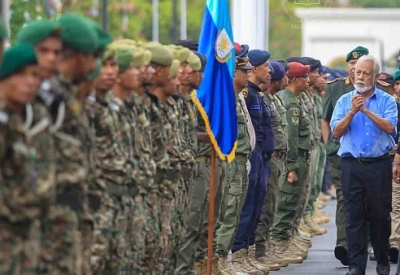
[287,62,310,77]
[234,42,242,56]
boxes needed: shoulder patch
[242,88,248,99]
[377,79,390,87]
[326,78,338,85]
[250,105,261,110]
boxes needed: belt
[355,153,391,164]
[272,151,286,159]
[235,154,248,162]
[298,149,309,159]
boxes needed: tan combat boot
[318,192,332,202]
[314,199,326,210]
[216,255,236,275]
[232,249,264,275]
[287,239,308,260]
[271,240,303,264]
[314,209,331,224]
[304,214,327,235]
[298,218,314,238]
[294,234,312,248]
[246,246,270,274]
[195,259,207,275]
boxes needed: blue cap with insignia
[248,49,271,67]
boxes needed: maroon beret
[287,62,310,77]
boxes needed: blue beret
[268,63,275,74]
[248,50,270,67]
[269,61,285,81]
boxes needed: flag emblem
[215,29,234,63]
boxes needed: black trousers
[341,157,392,274]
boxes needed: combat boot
[195,259,207,275]
[231,249,264,275]
[304,214,327,235]
[271,240,303,264]
[247,246,270,274]
[314,209,331,224]
[287,239,308,260]
[216,255,238,275]
[294,234,312,248]
[318,192,332,202]
[298,217,314,238]
[314,199,326,210]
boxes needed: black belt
[354,153,390,164]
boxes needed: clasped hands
[350,94,366,114]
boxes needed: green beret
[145,42,173,66]
[168,45,191,63]
[393,69,400,81]
[89,58,102,81]
[57,13,98,54]
[115,47,133,73]
[187,52,201,71]
[87,20,113,52]
[345,46,369,62]
[272,59,290,71]
[0,44,37,79]
[169,60,180,78]
[16,19,60,46]
[103,46,116,61]
[0,16,8,40]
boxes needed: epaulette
[326,78,339,85]
[242,87,248,98]
[377,79,390,87]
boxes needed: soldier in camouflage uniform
[0,44,52,275]
[38,14,98,275]
[143,43,178,274]
[254,61,289,270]
[271,62,312,263]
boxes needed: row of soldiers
[0,13,207,275]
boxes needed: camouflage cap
[345,46,369,63]
[16,19,60,46]
[168,45,191,63]
[0,44,37,79]
[0,16,8,40]
[187,52,201,71]
[145,42,174,66]
[169,59,180,78]
[57,13,98,54]
[115,47,133,73]
[87,19,113,52]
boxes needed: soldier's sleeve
[286,105,300,172]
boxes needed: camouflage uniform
[85,90,136,275]
[0,102,55,275]
[38,74,93,275]
[155,97,182,275]
[125,91,155,275]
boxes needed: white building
[295,8,400,69]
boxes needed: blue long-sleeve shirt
[330,87,397,158]
[245,81,275,155]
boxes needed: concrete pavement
[272,199,399,275]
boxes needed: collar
[247,81,262,93]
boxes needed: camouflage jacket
[0,103,55,222]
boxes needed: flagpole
[207,147,216,275]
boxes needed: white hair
[356,55,380,74]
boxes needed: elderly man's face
[354,61,377,93]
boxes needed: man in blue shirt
[331,55,397,275]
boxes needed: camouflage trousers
[40,205,86,275]
[154,168,181,275]
[390,180,400,247]
[0,219,41,275]
[129,194,147,275]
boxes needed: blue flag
[193,0,237,162]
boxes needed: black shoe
[369,253,377,261]
[335,245,349,266]
[389,246,399,263]
[345,268,364,275]
[376,264,390,275]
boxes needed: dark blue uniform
[232,81,275,252]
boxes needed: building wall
[295,8,400,69]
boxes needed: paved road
[272,199,399,275]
